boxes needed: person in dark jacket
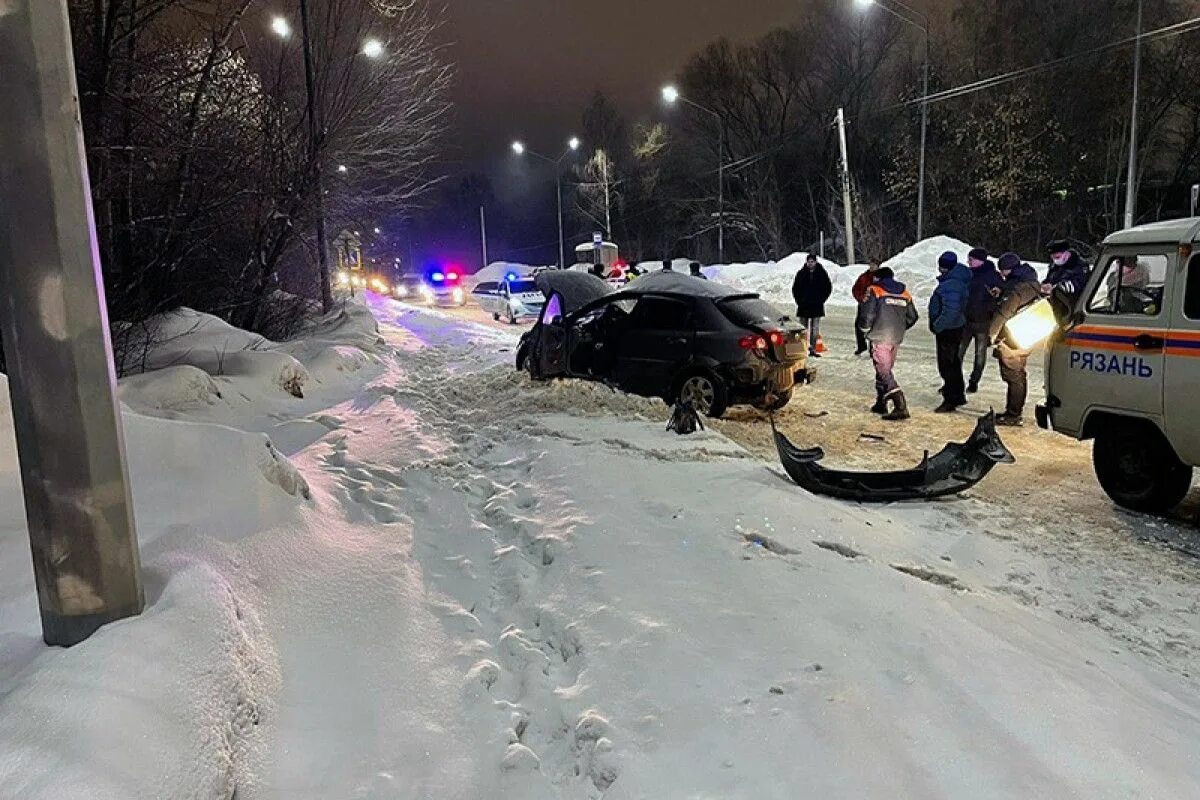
[958,247,1003,393]
[851,260,880,355]
[988,253,1042,426]
[792,253,833,357]
[928,251,972,412]
[689,261,708,279]
[859,267,919,420]
[1042,239,1090,299]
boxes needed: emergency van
[1037,218,1200,512]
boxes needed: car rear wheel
[675,371,729,419]
[1092,421,1193,513]
[493,312,501,321]
[754,388,793,412]
[508,310,518,325]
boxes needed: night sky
[429,0,806,264]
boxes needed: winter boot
[882,391,910,421]
[967,379,979,393]
[870,391,888,414]
[995,412,1023,427]
[933,399,959,413]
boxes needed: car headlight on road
[420,285,434,302]
[393,285,408,298]
[452,288,464,304]
[337,271,350,285]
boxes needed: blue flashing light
[431,271,445,282]
[506,272,519,282]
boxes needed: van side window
[1086,254,1166,316]
[1185,255,1200,320]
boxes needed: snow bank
[880,234,975,302]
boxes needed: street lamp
[512,137,583,269]
[662,84,726,263]
[270,15,292,38]
[337,164,348,173]
[856,0,930,242]
[362,38,384,59]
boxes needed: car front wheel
[1092,421,1193,513]
[675,371,729,419]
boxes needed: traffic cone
[815,336,827,354]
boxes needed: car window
[627,297,694,331]
[1185,254,1200,320]
[543,293,563,324]
[473,281,499,294]
[508,280,537,294]
[1086,254,1166,316]
[717,297,787,327]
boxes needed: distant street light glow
[271,16,291,38]
[854,0,876,8]
[662,85,680,104]
[373,227,381,234]
[362,39,384,59]
[568,136,581,151]
[337,164,348,173]
[511,141,525,155]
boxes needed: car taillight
[767,330,785,347]
[738,335,768,351]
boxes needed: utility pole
[1123,0,1143,230]
[601,151,612,236]
[479,204,489,267]
[917,28,930,242]
[299,0,333,311]
[718,116,726,264]
[837,107,856,264]
[556,167,565,268]
[0,0,143,645]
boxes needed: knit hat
[937,251,958,269]
[997,252,1021,271]
[875,266,895,280]
[967,247,989,263]
[1046,239,1071,254]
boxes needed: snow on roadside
[3,296,1200,799]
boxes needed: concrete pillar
[0,0,144,645]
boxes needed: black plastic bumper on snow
[772,411,1015,501]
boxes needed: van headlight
[1004,298,1059,350]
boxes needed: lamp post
[512,137,582,268]
[662,85,725,263]
[856,0,930,243]
[1124,0,1143,229]
[273,11,385,311]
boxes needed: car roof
[1103,217,1200,246]
[535,269,614,313]
[615,271,754,300]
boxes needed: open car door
[535,292,570,377]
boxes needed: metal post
[820,230,826,260]
[718,117,726,264]
[479,204,489,267]
[299,0,333,311]
[556,167,565,269]
[837,108,856,264]
[917,29,930,242]
[602,152,612,236]
[1124,0,1143,230]
[1191,184,1199,217]
[0,0,143,646]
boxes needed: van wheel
[675,371,729,419]
[1092,421,1193,513]
[492,312,501,321]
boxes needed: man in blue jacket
[959,247,1003,393]
[860,267,919,421]
[928,251,972,413]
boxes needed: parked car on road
[416,268,466,307]
[472,274,544,323]
[516,271,808,417]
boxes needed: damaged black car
[516,270,808,418]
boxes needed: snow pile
[880,234,976,301]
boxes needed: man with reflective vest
[859,267,920,421]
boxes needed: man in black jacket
[792,253,833,357]
[989,253,1042,426]
[959,247,1003,393]
[1042,239,1090,299]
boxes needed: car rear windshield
[509,280,538,294]
[717,297,788,328]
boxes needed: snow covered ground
[1,295,1199,799]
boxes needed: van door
[1164,251,1200,464]
[1052,249,1170,434]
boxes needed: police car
[472,273,544,324]
[416,268,466,307]
[1036,218,1200,512]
